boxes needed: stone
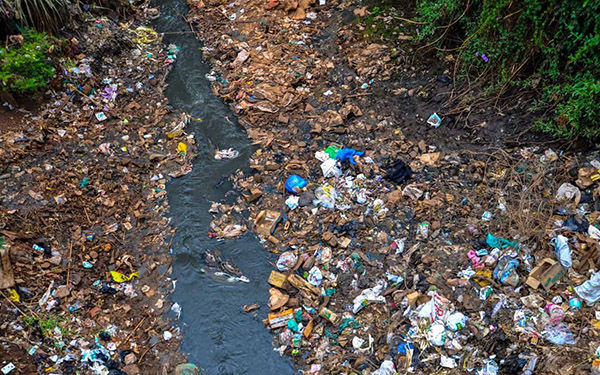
[174,363,200,375]
[122,364,140,375]
[124,352,137,365]
[54,285,70,298]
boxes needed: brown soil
[0,14,191,375]
[182,0,600,373]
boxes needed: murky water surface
[153,3,295,374]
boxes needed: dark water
[152,3,295,374]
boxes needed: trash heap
[0,15,194,374]
[186,0,600,372]
[236,146,600,374]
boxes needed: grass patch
[355,3,410,43]
[23,313,72,338]
[412,0,600,140]
[0,28,57,94]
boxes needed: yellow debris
[8,289,20,302]
[110,271,139,283]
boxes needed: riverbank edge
[0,11,195,375]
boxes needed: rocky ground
[0,14,197,375]
[184,0,600,374]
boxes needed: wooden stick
[137,341,156,364]
[84,207,92,224]
[123,316,146,346]
[0,289,38,318]
[346,92,372,98]
[66,241,73,287]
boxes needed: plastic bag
[590,225,600,240]
[324,145,340,159]
[214,148,239,160]
[276,251,298,271]
[551,235,572,268]
[314,185,337,209]
[335,148,364,164]
[321,158,342,178]
[352,281,386,313]
[562,215,589,232]
[478,359,499,375]
[575,272,600,305]
[555,182,581,203]
[285,175,308,194]
[177,142,187,154]
[493,255,520,286]
[307,266,323,287]
[427,321,447,346]
[544,322,575,345]
[384,159,412,184]
[371,360,395,375]
[446,312,467,331]
[285,196,299,210]
[109,270,139,283]
[486,233,518,250]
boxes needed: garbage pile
[0,14,193,374]
[240,148,600,374]
[186,0,600,373]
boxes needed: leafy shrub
[414,0,600,140]
[0,29,56,94]
[1,0,75,33]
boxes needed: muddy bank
[182,0,600,374]
[0,13,193,375]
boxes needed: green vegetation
[0,0,74,33]
[414,0,600,139]
[358,5,405,42]
[0,29,56,94]
[24,314,72,338]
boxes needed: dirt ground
[183,0,600,373]
[2,0,599,374]
[0,13,193,375]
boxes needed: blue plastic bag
[285,175,308,194]
[335,148,364,165]
[397,342,414,355]
[486,233,519,250]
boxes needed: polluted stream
[153,2,296,374]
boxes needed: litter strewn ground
[184,0,600,373]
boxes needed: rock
[174,363,200,375]
[386,189,402,205]
[123,364,141,375]
[419,152,441,166]
[54,285,70,298]
[124,352,137,365]
[49,252,62,265]
[70,273,82,285]
[402,184,423,201]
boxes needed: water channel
[152,2,296,374]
